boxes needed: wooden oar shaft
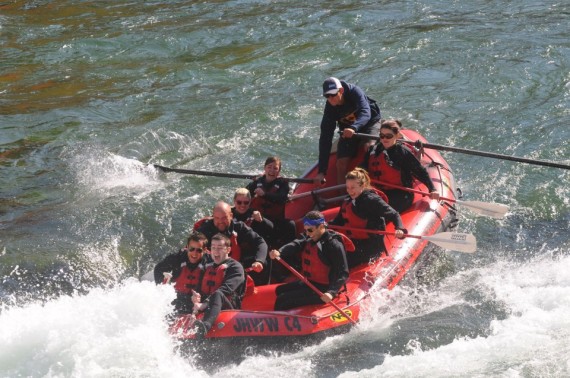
[153,164,316,183]
[275,257,357,325]
[154,164,256,179]
[353,133,570,170]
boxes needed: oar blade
[458,200,509,219]
[422,232,477,253]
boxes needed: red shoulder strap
[331,231,356,253]
[193,217,212,231]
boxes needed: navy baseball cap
[323,77,342,95]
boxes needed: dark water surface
[1,1,569,377]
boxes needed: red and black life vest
[173,262,204,294]
[193,217,242,262]
[338,189,388,239]
[229,231,242,262]
[199,262,227,296]
[402,140,423,159]
[367,147,402,187]
[231,208,254,227]
[338,199,370,240]
[243,217,254,227]
[301,231,354,285]
[250,180,286,220]
[193,217,211,231]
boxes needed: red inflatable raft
[169,129,464,346]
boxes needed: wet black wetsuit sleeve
[235,221,268,264]
[153,250,185,284]
[324,236,349,296]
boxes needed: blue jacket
[318,81,381,174]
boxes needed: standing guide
[314,77,382,186]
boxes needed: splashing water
[0,281,206,377]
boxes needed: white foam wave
[338,253,570,378]
[72,150,163,199]
[3,252,570,377]
[0,281,204,377]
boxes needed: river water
[1,1,569,377]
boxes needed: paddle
[329,225,477,253]
[288,184,347,201]
[153,164,320,184]
[274,256,357,325]
[162,272,173,284]
[371,180,509,219]
[352,133,570,170]
[319,195,346,205]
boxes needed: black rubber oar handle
[153,164,318,184]
[352,133,570,170]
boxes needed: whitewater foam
[338,253,570,378]
[0,281,205,377]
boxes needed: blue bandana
[303,217,326,226]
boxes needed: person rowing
[195,201,268,285]
[329,168,406,267]
[360,119,439,212]
[314,77,382,186]
[269,210,350,310]
[153,232,209,315]
[191,233,245,339]
[246,156,297,248]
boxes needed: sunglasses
[235,200,250,205]
[187,247,204,253]
[379,133,395,139]
[323,92,338,98]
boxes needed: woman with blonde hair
[330,168,405,267]
[231,187,274,246]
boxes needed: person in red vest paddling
[246,156,297,248]
[361,119,439,212]
[231,187,275,244]
[191,233,245,339]
[153,232,209,315]
[269,210,350,311]
[330,168,406,267]
[195,201,268,285]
